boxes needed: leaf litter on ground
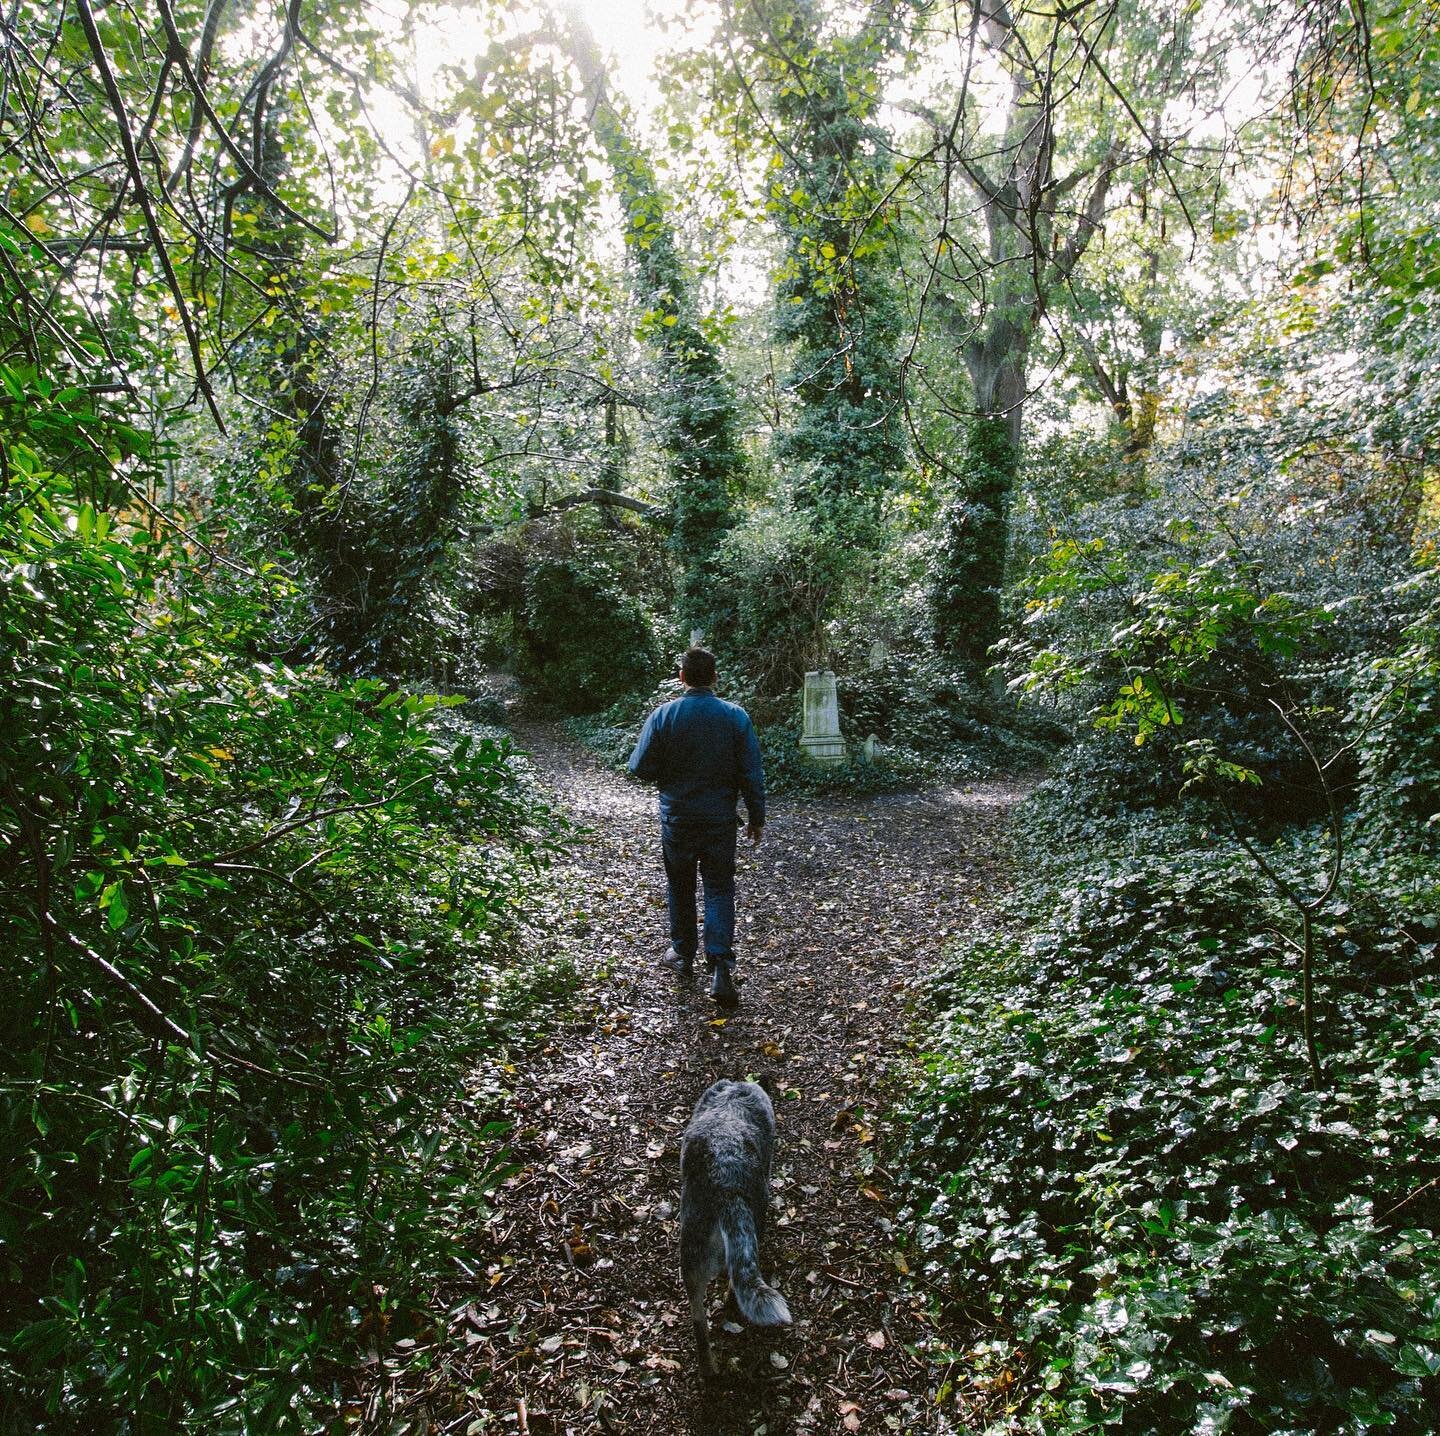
[355,718,1025,1434]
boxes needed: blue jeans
[661,818,737,970]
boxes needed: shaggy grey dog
[678,1078,792,1376]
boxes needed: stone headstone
[862,733,879,763]
[868,639,887,669]
[799,669,846,765]
[690,628,705,647]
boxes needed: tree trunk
[558,5,741,642]
[927,259,1030,666]
[931,333,1026,670]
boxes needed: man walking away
[627,648,765,1007]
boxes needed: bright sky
[568,0,689,110]
[406,0,689,121]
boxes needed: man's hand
[747,821,763,848]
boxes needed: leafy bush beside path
[0,377,576,1432]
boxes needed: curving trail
[381,723,1023,1436]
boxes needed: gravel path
[373,723,1024,1436]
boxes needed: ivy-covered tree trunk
[756,0,907,597]
[560,5,742,642]
[232,111,376,665]
[930,285,1029,670]
[930,414,1018,672]
[922,0,1122,669]
[367,347,467,675]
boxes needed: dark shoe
[709,964,739,1007]
[662,947,695,976]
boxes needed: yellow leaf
[23,213,48,236]
[206,746,233,761]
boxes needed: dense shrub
[1005,427,1423,760]
[1352,573,1440,853]
[899,799,1440,1433]
[717,508,835,694]
[515,555,663,713]
[904,430,1440,1429]
[0,364,573,1431]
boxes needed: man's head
[679,646,717,689]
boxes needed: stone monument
[799,669,846,765]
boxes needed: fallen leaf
[866,1330,886,1349]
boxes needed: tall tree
[738,0,909,597]
[911,0,1220,669]
[558,4,744,642]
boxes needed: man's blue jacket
[627,688,766,826]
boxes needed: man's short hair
[680,647,717,687]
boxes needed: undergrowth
[898,793,1440,1434]
[562,670,1054,798]
[0,380,580,1435]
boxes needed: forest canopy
[2,0,1437,1430]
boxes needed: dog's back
[679,1079,791,1375]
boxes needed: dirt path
[389,724,1023,1436]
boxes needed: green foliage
[930,417,1019,670]
[570,25,743,639]
[1017,534,1326,746]
[8,0,1440,1428]
[756,721,925,796]
[908,399,1440,1426]
[899,798,1440,1433]
[1352,571,1440,853]
[516,556,663,714]
[0,349,571,1430]
[1004,428,1431,823]
[717,507,834,692]
[835,652,1054,776]
[752,0,908,580]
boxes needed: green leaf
[106,883,130,931]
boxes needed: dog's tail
[719,1195,791,1327]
